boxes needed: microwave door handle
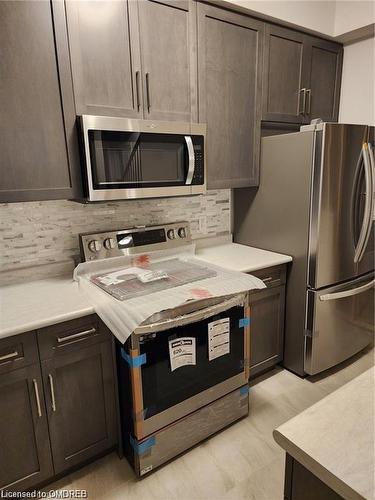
[354,144,372,263]
[319,279,375,301]
[184,136,195,185]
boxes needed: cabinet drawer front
[0,332,39,375]
[250,265,287,288]
[37,315,109,360]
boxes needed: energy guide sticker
[168,337,196,371]
[208,318,230,361]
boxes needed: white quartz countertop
[274,367,375,500]
[195,242,292,272]
[0,242,292,339]
[0,277,94,339]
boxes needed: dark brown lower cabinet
[0,317,118,492]
[284,454,343,500]
[249,265,287,377]
[42,341,117,474]
[0,364,53,491]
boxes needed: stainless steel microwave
[78,115,206,201]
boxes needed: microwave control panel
[80,222,191,262]
[191,135,204,185]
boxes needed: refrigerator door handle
[354,143,373,263]
[358,142,375,262]
[319,278,375,301]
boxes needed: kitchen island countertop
[274,367,375,500]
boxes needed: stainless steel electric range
[79,222,250,477]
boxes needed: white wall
[334,1,375,36]
[221,1,374,37]
[339,37,375,125]
[223,0,336,35]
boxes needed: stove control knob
[103,237,116,250]
[88,240,102,253]
[167,229,175,240]
[178,227,186,238]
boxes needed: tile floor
[44,345,374,500]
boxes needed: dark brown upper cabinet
[137,0,197,121]
[262,24,343,124]
[0,0,81,203]
[262,25,307,124]
[65,0,197,122]
[65,0,142,118]
[198,4,263,189]
[304,36,343,123]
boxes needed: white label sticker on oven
[208,318,230,361]
[168,337,196,372]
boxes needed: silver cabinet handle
[0,350,18,362]
[298,88,306,115]
[145,72,151,113]
[305,89,311,115]
[184,136,195,185]
[320,279,374,301]
[354,144,373,263]
[32,379,42,418]
[48,374,56,412]
[135,71,140,111]
[57,327,96,344]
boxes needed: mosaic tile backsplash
[0,190,231,282]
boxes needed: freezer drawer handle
[319,279,375,301]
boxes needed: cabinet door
[304,37,343,123]
[42,341,117,474]
[65,0,142,118]
[198,4,263,188]
[0,0,79,202]
[249,285,285,377]
[262,25,308,123]
[0,365,53,491]
[136,0,197,121]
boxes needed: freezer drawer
[304,273,374,375]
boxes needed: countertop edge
[238,256,292,272]
[272,430,365,500]
[1,306,95,338]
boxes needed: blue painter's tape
[121,348,147,368]
[129,435,156,455]
[239,317,250,328]
[240,385,249,396]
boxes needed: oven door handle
[185,136,195,185]
[135,294,247,334]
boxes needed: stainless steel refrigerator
[234,123,374,376]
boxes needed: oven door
[79,115,205,201]
[127,294,250,439]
